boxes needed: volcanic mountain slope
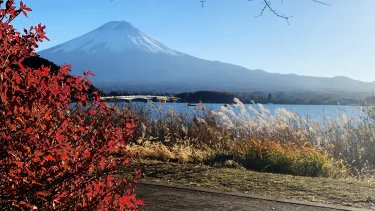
[38,21,375,93]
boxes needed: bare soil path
[137,182,370,211]
[121,160,375,210]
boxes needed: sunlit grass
[108,98,375,178]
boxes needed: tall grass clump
[233,138,346,177]
[120,101,231,152]
[216,99,375,177]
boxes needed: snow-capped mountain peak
[47,21,183,55]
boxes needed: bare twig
[257,0,293,25]
[200,0,206,8]
[312,0,331,6]
[255,0,330,24]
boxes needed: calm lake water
[108,102,364,122]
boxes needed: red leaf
[0,92,6,104]
[45,155,54,161]
[108,140,114,152]
[36,191,48,197]
[35,151,43,157]
[20,201,29,205]
[108,140,114,148]
[121,196,129,204]
[42,66,50,75]
[85,78,92,85]
[31,157,39,163]
[87,70,95,76]
[107,175,113,181]
[99,158,106,170]
[84,150,90,157]
[22,10,27,17]
[61,154,67,161]
[26,127,32,133]
[137,199,145,205]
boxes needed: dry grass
[233,138,347,178]
[126,139,212,163]
[107,99,375,178]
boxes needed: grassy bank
[108,98,375,178]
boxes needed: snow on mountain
[47,21,183,56]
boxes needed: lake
[107,101,365,122]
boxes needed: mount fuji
[38,21,375,93]
[44,21,183,56]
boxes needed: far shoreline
[100,99,364,107]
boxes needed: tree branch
[254,0,331,24]
[257,0,293,25]
[312,0,331,6]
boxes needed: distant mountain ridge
[38,21,375,94]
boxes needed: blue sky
[13,0,375,82]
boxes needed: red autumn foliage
[0,1,143,210]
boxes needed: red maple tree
[0,1,143,210]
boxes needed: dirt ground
[121,160,375,210]
[137,183,362,211]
